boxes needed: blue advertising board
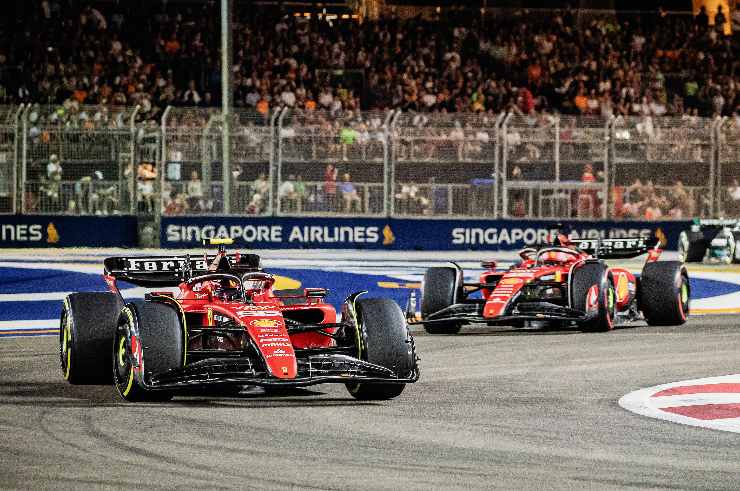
[161,216,691,251]
[0,215,138,248]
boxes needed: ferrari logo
[251,319,279,328]
[206,307,214,326]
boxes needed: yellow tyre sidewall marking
[62,302,72,380]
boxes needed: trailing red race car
[413,235,689,333]
[60,238,418,402]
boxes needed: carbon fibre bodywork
[413,236,687,331]
[74,243,419,396]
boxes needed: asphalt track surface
[1,316,739,489]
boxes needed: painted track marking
[619,375,740,433]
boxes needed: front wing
[143,353,420,390]
[410,301,594,327]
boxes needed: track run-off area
[1,249,739,488]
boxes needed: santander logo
[586,285,599,312]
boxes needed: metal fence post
[128,105,141,214]
[269,108,282,216]
[203,113,221,213]
[382,109,395,217]
[554,115,560,182]
[19,105,31,214]
[159,106,172,217]
[12,104,24,214]
[388,110,402,217]
[501,112,513,218]
[604,115,614,219]
[493,112,505,218]
[709,116,720,217]
[275,108,289,216]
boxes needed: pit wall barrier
[0,215,138,248]
[160,217,691,251]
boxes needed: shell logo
[251,319,279,328]
[501,277,523,285]
[616,273,629,302]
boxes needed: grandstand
[0,0,738,238]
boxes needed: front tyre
[114,301,184,402]
[570,262,616,332]
[60,292,123,384]
[678,230,707,263]
[639,261,689,326]
[346,298,415,400]
[421,266,463,334]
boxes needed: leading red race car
[60,238,418,402]
[414,235,689,333]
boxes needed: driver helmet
[211,278,241,300]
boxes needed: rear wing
[571,237,660,259]
[103,253,261,287]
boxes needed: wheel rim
[678,279,689,320]
[60,311,72,380]
[115,332,135,396]
[605,286,615,328]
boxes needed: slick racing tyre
[421,266,463,334]
[114,301,184,402]
[346,298,415,401]
[639,261,689,326]
[678,231,707,263]
[60,292,123,384]
[570,261,616,332]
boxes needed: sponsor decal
[165,223,381,245]
[0,224,44,242]
[382,225,395,245]
[500,277,524,285]
[250,319,279,328]
[46,223,60,243]
[206,308,214,326]
[616,272,629,302]
[261,342,293,348]
[237,310,281,317]
[586,285,599,312]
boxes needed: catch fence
[1,104,737,221]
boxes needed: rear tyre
[346,298,415,400]
[570,262,615,332]
[733,232,740,264]
[678,231,707,263]
[60,292,123,384]
[421,266,463,334]
[113,301,183,402]
[639,261,689,326]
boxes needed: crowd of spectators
[0,2,737,122]
[2,1,739,219]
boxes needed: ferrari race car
[60,239,418,402]
[679,219,740,264]
[414,236,689,333]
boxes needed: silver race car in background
[679,219,740,264]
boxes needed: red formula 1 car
[414,235,689,333]
[60,239,418,402]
